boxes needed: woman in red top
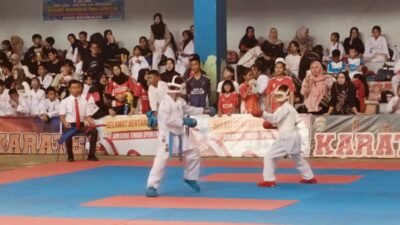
[352,73,369,113]
[265,58,295,112]
[132,68,150,114]
[239,68,259,114]
[218,80,239,116]
[107,65,136,115]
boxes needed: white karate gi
[147,94,203,189]
[176,40,194,75]
[261,101,314,181]
[129,56,150,81]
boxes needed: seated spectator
[327,49,346,75]
[218,80,239,116]
[2,40,13,59]
[52,60,78,99]
[297,46,322,81]
[107,65,135,115]
[301,61,334,114]
[7,88,30,116]
[392,60,400,94]
[119,48,130,76]
[186,57,211,108]
[148,69,168,111]
[217,66,239,94]
[45,49,62,75]
[39,87,60,122]
[237,45,272,84]
[10,35,24,60]
[239,68,259,114]
[66,33,80,64]
[87,73,115,119]
[82,74,93,98]
[265,58,295,112]
[13,68,31,98]
[386,85,400,114]
[285,41,302,77]
[37,64,53,89]
[365,26,389,62]
[139,36,152,65]
[0,80,10,116]
[149,13,175,70]
[79,31,89,50]
[259,27,284,74]
[10,53,35,79]
[343,27,365,56]
[43,36,55,57]
[327,32,345,59]
[238,26,259,57]
[325,71,360,115]
[251,59,269,110]
[161,58,180,83]
[293,26,313,54]
[346,47,364,78]
[176,30,194,75]
[129,46,149,81]
[352,74,369,113]
[74,49,84,79]
[1,62,14,89]
[24,34,44,74]
[103,29,120,63]
[82,42,105,82]
[132,69,150,114]
[27,77,45,116]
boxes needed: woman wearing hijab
[343,27,365,55]
[238,26,259,57]
[325,71,360,115]
[107,65,135,115]
[87,73,115,119]
[301,61,334,114]
[260,28,285,73]
[149,13,175,70]
[176,30,194,75]
[161,58,180,83]
[293,27,313,54]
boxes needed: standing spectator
[218,80,239,116]
[265,58,295,112]
[129,46,149,81]
[149,13,175,70]
[343,27,365,56]
[66,33,80,64]
[325,72,360,115]
[186,57,211,108]
[161,58,180,83]
[45,49,62,75]
[148,70,168,111]
[239,68,259,114]
[285,41,302,77]
[238,26,259,57]
[293,27,313,54]
[176,30,194,75]
[301,61,334,114]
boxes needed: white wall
[1,0,400,54]
[0,0,193,52]
[227,0,400,52]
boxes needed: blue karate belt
[169,132,183,161]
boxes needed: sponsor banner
[43,0,124,21]
[311,115,400,158]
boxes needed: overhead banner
[43,0,124,21]
[311,115,400,158]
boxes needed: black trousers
[63,123,98,157]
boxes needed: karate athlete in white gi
[146,75,216,197]
[252,84,317,187]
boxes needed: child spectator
[327,32,345,59]
[327,49,346,75]
[40,87,60,122]
[186,57,211,108]
[82,75,93,99]
[217,66,239,94]
[28,77,45,116]
[7,88,30,116]
[132,69,150,114]
[346,47,364,78]
[129,46,149,81]
[52,60,78,99]
[148,69,168,111]
[285,41,302,77]
[239,68,259,114]
[37,64,53,89]
[218,80,239,116]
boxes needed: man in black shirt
[45,49,62,75]
[82,42,105,83]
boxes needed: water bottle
[123,103,129,115]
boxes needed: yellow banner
[104,115,154,132]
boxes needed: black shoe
[67,156,74,162]
[87,155,99,161]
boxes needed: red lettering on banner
[375,133,394,157]
[336,133,354,156]
[355,133,374,157]
[314,133,336,156]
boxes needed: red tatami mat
[82,196,297,211]
[202,173,363,184]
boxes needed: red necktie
[75,98,81,130]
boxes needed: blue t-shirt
[186,75,210,107]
